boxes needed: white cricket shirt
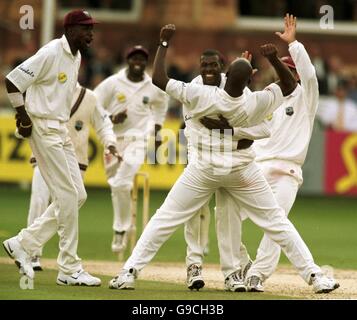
[94,68,168,139]
[254,41,319,167]
[166,79,284,170]
[192,74,271,141]
[6,35,81,122]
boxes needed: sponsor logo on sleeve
[19,66,35,77]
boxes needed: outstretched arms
[152,24,176,90]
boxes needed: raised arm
[152,24,176,90]
[276,14,317,83]
[260,44,297,96]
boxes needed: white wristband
[7,92,25,108]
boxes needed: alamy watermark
[319,5,334,29]
[19,5,34,30]
[19,275,34,290]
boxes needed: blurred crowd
[1,35,357,132]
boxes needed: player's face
[71,24,94,54]
[200,55,222,86]
[127,53,147,77]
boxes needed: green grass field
[0,264,291,300]
[1,184,356,299]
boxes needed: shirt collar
[61,35,80,59]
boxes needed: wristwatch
[160,41,169,48]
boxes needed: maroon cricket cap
[126,45,149,60]
[63,9,99,27]
[281,56,296,69]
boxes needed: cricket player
[201,14,332,293]
[3,10,104,286]
[27,83,118,271]
[109,24,339,294]
[244,14,327,292]
[184,50,262,291]
[94,46,168,254]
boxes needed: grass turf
[1,185,356,300]
[1,185,356,270]
[0,264,291,300]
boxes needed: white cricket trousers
[215,188,251,279]
[124,161,321,284]
[247,160,302,281]
[27,165,85,258]
[17,117,87,274]
[105,137,146,233]
[184,203,210,267]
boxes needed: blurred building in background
[0,0,357,195]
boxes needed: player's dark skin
[200,55,222,87]
[153,25,296,100]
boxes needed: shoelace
[229,270,244,282]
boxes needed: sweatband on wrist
[7,92,24,108]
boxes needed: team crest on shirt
[142,96,149,104]
[58,72,67,83]
[285,106,294,116]
[75,120,83,131]
[117,93,126,103]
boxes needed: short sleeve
[6,48,53,93]
[165,79,202,109]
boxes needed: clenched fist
[15,111,32,138]
[260,43,278,59]
[160,24,176,42]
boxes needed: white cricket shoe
[246,275,265,292]
[57,269,101,286]
[186,264,205,291]
[310,273,340,293]
[3,237,34,279]
[109,268,138,290]
[31,256,43,271]
[225,270,246,292]
[111,231,128,253]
